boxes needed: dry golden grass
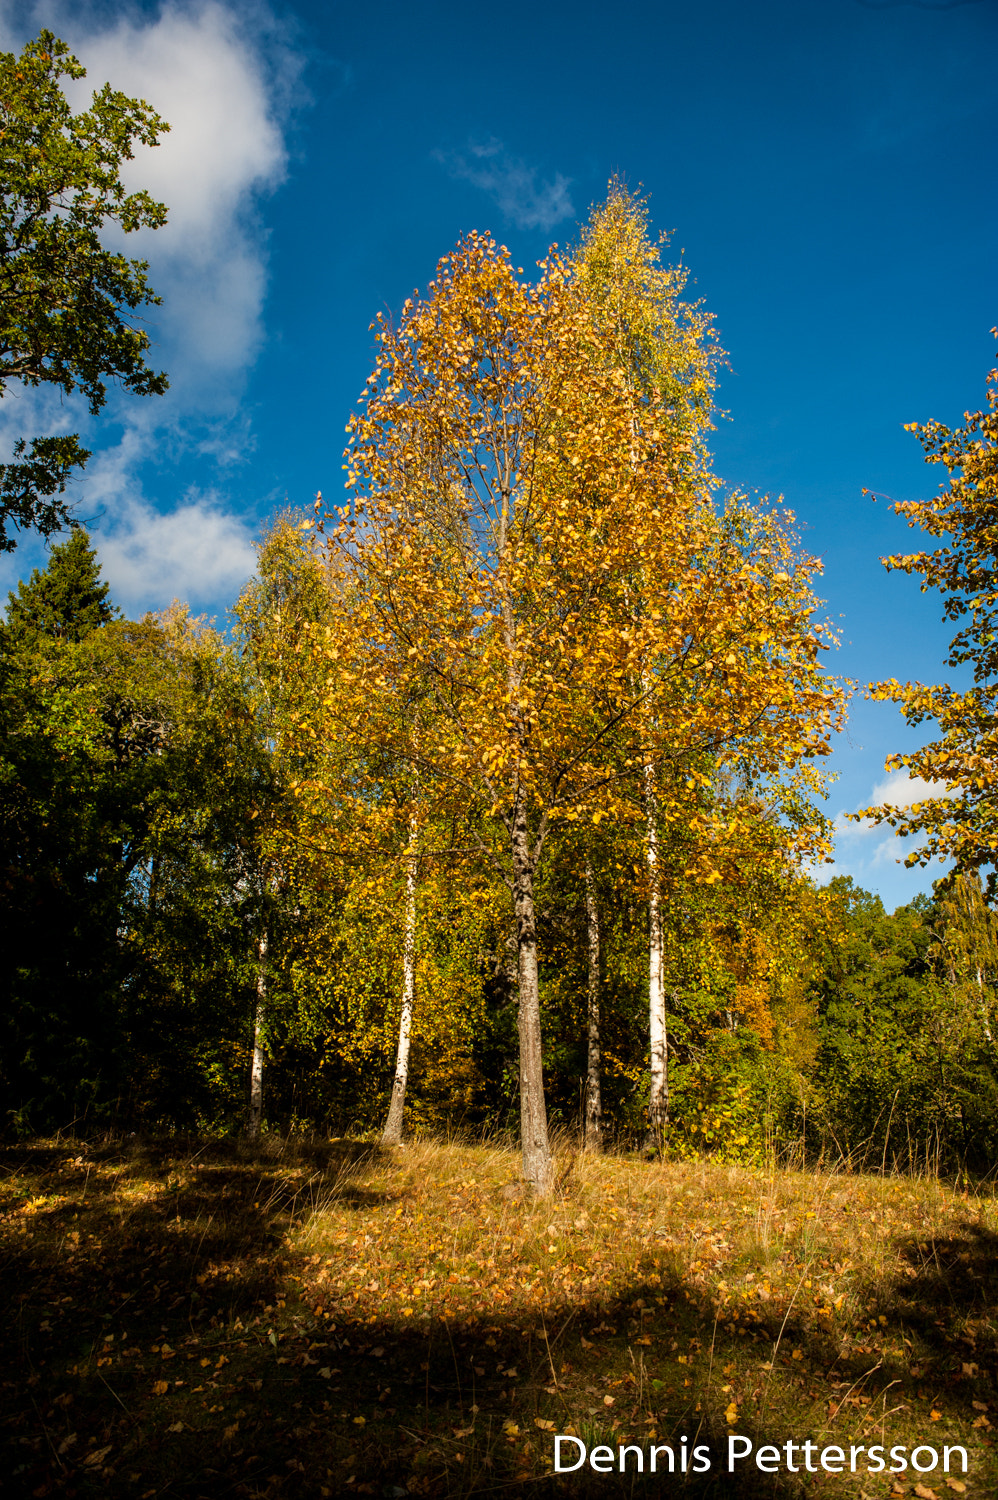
[1,1132,996,1496]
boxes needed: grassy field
[1,1133,996,1497]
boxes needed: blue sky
[1,0,995,909]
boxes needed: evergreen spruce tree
[3,528,116,648]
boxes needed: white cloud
[435,138,574,233]
[825,770,954,845]
[0,2,303,611]
[51,0,296,385]
[50,421,258,609]
[812,768,957,906]
[869,770,952,809]
[97,493,258,611]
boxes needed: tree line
[2,515,997,1176]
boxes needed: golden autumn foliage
[306,211,846,1192]
[859,342,998,886]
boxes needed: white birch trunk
[645,763,668,1147]
[382,823,419,1146]
[247,929,267,1140]
[513,798,555,1197]
[584,857,602,1149]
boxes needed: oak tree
[0,31,169,548]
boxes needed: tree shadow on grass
[2,1150,997,1498]
[863,1220,998,1403]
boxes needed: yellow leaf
[151,1380,169,1396]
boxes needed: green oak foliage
[0,611,178,1126]
[814,876,998,1170]
[0,30,169,548]
[119,610,283,1128]
[814,878,936,1160]
[0,542,277,1130]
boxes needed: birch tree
[381,812,419,1145]
[236,517,335,1137]
[583,855,603,1148]
[248,926,268,1139]
[574,183,720,1144]
[858,348,998,890]
[331,226,844,1195]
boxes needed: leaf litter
[0,1133,996,1495]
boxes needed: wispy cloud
[869,769,952,809]
[98,493,259,611]
[56,422,260,610]
[434,138,574,233]
[813,770,956,905]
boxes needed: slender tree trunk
[248,929,267,1140]
[382,822,419,1146]
[512,798,554,1197]
[644,763,668,1149]
[584,857,602,1150]
[973,963,995,1047]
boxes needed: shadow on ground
[1,1141,995,1497]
